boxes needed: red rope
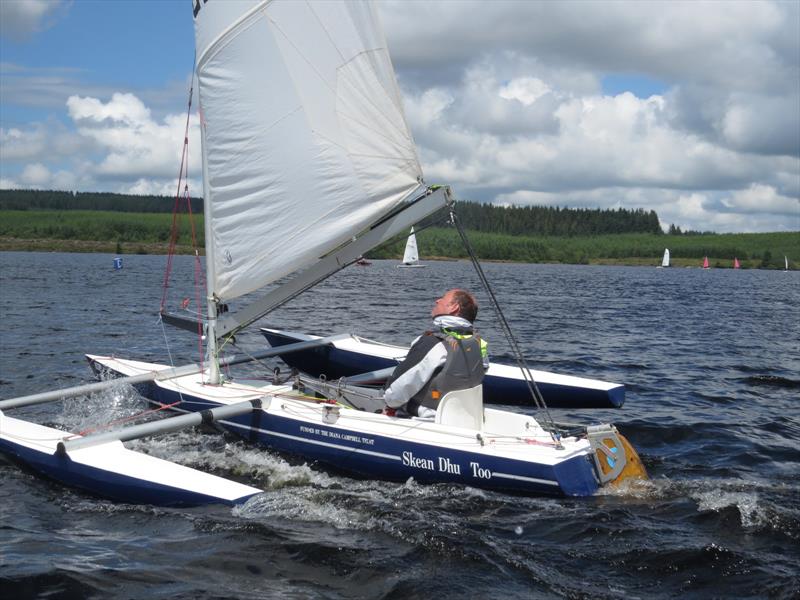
[70,400,182,439]
[159,71,208,369]
[160,81,194,313]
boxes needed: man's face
[431,290,459,318]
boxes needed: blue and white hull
[0,409,262,507]
[261,328,625,409]
[87,355,643,498]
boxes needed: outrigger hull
[261,328,625,409]
[0,410,261,507]
[86,355,639,498]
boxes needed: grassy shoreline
[1,209,796,268]
[0,237,195,255]
[1,235,796,269]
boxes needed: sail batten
[193,0,422,302]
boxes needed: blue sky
[1,1,193,123]
[1,0,798,233]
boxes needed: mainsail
[402,227,420,265]
[193,0,423,303]
[661,249,670,268]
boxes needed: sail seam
[305,0,346,63]
[196,0,271,71]
[266,5,415,163]
[336,52,415,148]
[266,7,413,149]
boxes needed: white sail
[402,227,419,265]
[193,0,423,302]
[786,256,789,270]
[661,249,670,267]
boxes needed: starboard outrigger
[259,328,626,409]
[0,0,648,506]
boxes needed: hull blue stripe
[492,471,559,486]
[91,358,601,497]
[0,439,255,507]
[218,418,402,461]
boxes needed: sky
[1,0,798,233]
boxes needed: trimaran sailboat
[0,0,648,506]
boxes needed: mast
[199,99,220,385]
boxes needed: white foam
[58,383,148,433]
[694,488,766,529]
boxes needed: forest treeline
[1,188,661,236]
[0,209,796,269]
[422,202,662,236]
[0,189,796,268]
[378,228,797,269]
[0,189,203,214]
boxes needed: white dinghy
[397,227,426,268]
[658,248,670,268]
[0,0,647,503]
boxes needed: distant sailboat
[733,257,740,269]
[397,226,426,268]
[702,256,710,269]
[785,256,789,271]
[658,248,670,268]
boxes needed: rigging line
[70,398,182,440]
[449,208,561,443]
[158,315,188,407]
[161,56,197,312]
[346,214,450,267]
[227,340,280,380]
[296,376,372,404]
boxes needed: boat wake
[58,383,146,433]
[599,475,800,539]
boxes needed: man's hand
[382,406,396,416]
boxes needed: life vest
[409,331,487,412]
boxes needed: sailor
[383,289,489,418]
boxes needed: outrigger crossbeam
[0,334,349,411]
[58,398,264,453]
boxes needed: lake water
[1,251,798,599]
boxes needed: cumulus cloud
[1,92,201,195]
[64,92,201,182]
[19,163,51,186]
[381,1,797,93]
[0,120,88,162]
[721,184,799,216]
[0,0,68,42]
[10,162,76,190]
[380,1,799,232]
